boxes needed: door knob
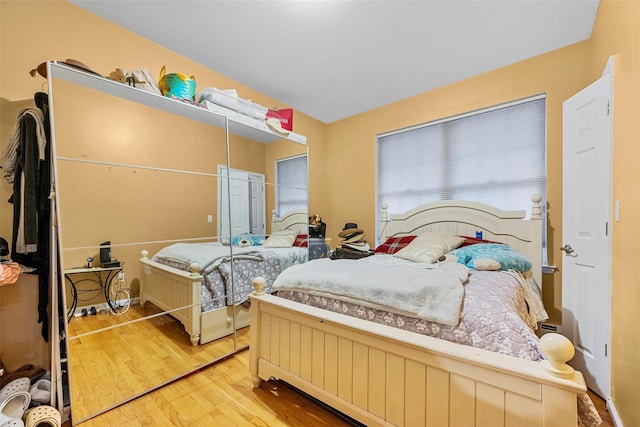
[560,244,575,255]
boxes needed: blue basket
[158,65,196,100]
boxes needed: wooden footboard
[139,251,203,345]
[139,251,252,345]
[249,280,586,427]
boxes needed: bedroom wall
[589,1,640,425]
[0,0,327,371]
[324,41,593,322]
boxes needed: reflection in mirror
[274,154,308,218]
[51,62,309,424]
[65,312,236,420]
[226,125,309,351]
[227,128,308,232]
[50,71,235,423]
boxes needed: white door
[562,69,612,399]
[248,174,266,235]
[218,167,250,239]
[229,170,250,236]
[219,167,267,239]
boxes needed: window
[377,96,546,258]
[275,154,308,216]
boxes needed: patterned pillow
[374,235,416,254]
[450,243,532,272]
[231,234,264,246]
[293,234,308,248]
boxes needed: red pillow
[458,235,498,247]
[374,235,416,254]
[293,234,308,248]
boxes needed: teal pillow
[450,243,532,273]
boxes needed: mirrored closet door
[48,62,307,424]
[226,123,309,350]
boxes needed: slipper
[24,405,61,427]
[0,370,35,392]
[0,418,25,427]
[0,391,30,423]
[0,369,45,389]
[0,378,30,403]
[28,380,50,404]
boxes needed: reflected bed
[138,210,309,345]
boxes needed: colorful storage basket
[158,66,196,100]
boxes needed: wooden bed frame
[249,196,589,426]
[138,209,309,345]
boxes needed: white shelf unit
[47,62,306,146]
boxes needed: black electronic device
[99,241,111,264]
[102,261,121,268]
[309,222,326,238]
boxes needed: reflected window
[275,154,308,215]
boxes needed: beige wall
[2,0,639,425]
[590,1,640,426]
[325,41,593,322]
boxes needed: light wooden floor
[66,304,243,422]
[65,305,356,426]
[588,390,614,427]
[71,350,358,426]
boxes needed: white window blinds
[377,96,546,218]
[275,154,308,216]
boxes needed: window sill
[542,265,556,275]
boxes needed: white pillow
[270,229,297,235]
[471,257,501,271]
[262,230,296,248]
[394,232,464,264]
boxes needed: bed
[248,196,601,427]
[138,209,309,345]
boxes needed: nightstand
[330,247,375,260]
[309,237,331,260]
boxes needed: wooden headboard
[271,209,308,234]
[379,195,544,284]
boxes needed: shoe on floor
[0,379,30,403]
[24,405,61,427]
[29,380,50,405]
[0,391,30,426]
[0,369,45,389]
[0,418,25,427]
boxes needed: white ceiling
[70,0,599,124]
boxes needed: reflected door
[219,167,266,239]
